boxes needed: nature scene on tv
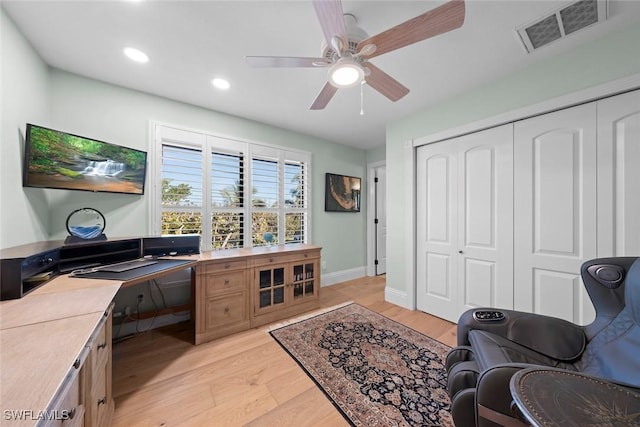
[24,125,146,195]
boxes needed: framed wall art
[325,173,361,212]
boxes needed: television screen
[23,123,147,195]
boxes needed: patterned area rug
[269,303,453,426]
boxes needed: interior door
[416,142,459,321]
[514,103,597,324]
[375,166,387,275]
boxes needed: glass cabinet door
[258,267,286,310]
[291,262,316,303]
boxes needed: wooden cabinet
[195,245,321,344]
[39,305,113,427]
[45,366,85,427]
[195,259,250,345]
[82,305,114,427]
[251,249,320,328]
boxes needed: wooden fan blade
[312,0,347,52]
[357,0,465,59]
[310,82,339,110]
[363,63,409,102]
[245,56,330,68]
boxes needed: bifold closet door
[416,141,458,321]
[514,103,597,324]
[416,124,513,322]
[597,89,640,256]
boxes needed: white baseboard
[385,286,409,309]
[321,266,367,286]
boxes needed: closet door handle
[458,250,463,254]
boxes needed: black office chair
[445,257,640,427]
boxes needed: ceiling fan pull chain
[360,80,365,116]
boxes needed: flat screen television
[23,123,147,195]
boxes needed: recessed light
[124,47,149,63]
[212,78,230,90]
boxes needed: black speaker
[587,264,626,289]
[142,236,200,257]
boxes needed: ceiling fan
[245,0,465,110]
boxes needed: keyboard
[97,259,158,273]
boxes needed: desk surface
[510,368,640,427]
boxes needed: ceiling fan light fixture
[328,58,364,88]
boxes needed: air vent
[517,0,607,53]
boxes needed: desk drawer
[252,251,319,267]
[88,367,108,427]
[90,326,108,376]
[205,270,245,296]
[204,291,248,330]
[204,259,247,274]
[42,368,84,427]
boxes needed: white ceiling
[3,0,640,150]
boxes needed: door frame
[404,73,640,312]
[366,160,385,276]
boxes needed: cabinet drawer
[252,251,318,267]
[89,321,109,380]
[43,368,84,427]
[88,367,108,427]
[204,259,247,274]
[205,291,248,330]
[205,270,245,296]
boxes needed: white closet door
[416,142,459,321]
[457,124,514,313]
[597,89,640,256]
[416,124,513,322]
[514,103,597,324]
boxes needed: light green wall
[386,22,640,296]
[1,13,368,276]
[0,9,52,248]
[366,144,385,165]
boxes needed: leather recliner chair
[445,257,640,426]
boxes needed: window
[211,150,244,249]
[151,125,310,251]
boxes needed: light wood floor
[112,276,458,426]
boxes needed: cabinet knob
[224,279,230,286]
[304,253,308,258]
[224,307,230,313]
[224,263,230,269]
[269,258,274,263]
[73,358,81,369]
[98,397,106,406]
[458,250,463,254]
[97,342,107,351]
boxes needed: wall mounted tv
[23,124,147,195]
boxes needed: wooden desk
[0,261,195,427]
[0,244,321,426]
